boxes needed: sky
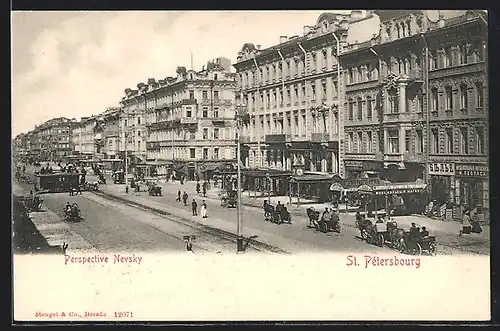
[11,10,352,137]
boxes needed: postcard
[12,9,490,323]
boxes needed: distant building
[206,57,232,72]
[141,64,238,180]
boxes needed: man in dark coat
[182,191,189,206]
[191,199,198,216]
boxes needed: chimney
[303,26,311,35]
[279,36,288,44]
[256,45,261,50]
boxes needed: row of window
[239,49,337,88]
[147,147,233,160]
[148,127,235,141]
[346,81,484,121]
[346,126,486,155]
[429,43,484,70]
[246,80,338,110]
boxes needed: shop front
[428,162,456,205]
[454,163,489,211]
[344,160,383,179]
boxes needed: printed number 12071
[114,312,134,318]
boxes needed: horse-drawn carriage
[84,181,99,191]
[306,207,340,233]
[147,182,162,196]
[264,202,292,225]
[356,215,437,255]
[220,190,237,208]
[36,173,82,193]
[64,203,82,222]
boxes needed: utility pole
[235,101,248,253]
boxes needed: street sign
[428,163,455,176]
[455,164,488,178]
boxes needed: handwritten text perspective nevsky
[64,254,143,266]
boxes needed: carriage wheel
[320,222,328,233]
[416,243,423,256]
[360,229,368,241]
[399,241,407,254]
[429,243,437,256]
[377,234,385,247]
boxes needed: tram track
[92,190,291,255]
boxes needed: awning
[357,184,374,194]
[242,168,292,177]
[146,160,173,166]
[371,182,427,195]
[101,158,123,162]
[292,174,334,183]
[330,182,344,191]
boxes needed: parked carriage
[220,189,237,208]
[147,182,162,196]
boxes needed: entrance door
[460,178,483,209]
[431,176,450,204]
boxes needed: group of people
[460,209,483,235]
[313,207,340,232]
[196,181,208,197]
[177,190,208,218]
[263,200,291,224]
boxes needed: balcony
[407,68,423,83]
[428,62,484,80]
[384,153,403,162]
[265,134,286,144]
[311,132,329,142]
[403,152,424,163]
[180,117,197,124]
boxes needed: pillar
[332,152,338,173]
[321,158,327,173]
[399,127,405,155]
[398,81,407,113]
[384,128,388,152]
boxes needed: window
[460,127,468,154]
[190,148,196,159]
[476,127,485,154]
[214,91,219,99]
[429,50,437,70]
[203,148,209,159]
[189,90,195,99]
[460,84,468,109]
[367,131,373,152]
[311,85,316,101]
[348,69,354,84]
[323,51,327,69]
[387,130,399,153]
[311,53,316,71]
[366,96,372,119]
[214,74,218,81]
[186,108,192,117]
[348,100,353,120]
[203,128,208,139]
[348,132,354,152]
[214,148,220,159]
[405,130,411,152]
[294,86,298,103]
[137,117,141,125]
[214,128,219,139]
[389,93,398,113]
[431,88,438,111]
[202,91,208,99]
[416,129,423,153]
[137,130,141,136]
[475,82,483,108]
[286,89,291,105]
[459,44,468,65]
[322,82,327,100]
[357,132,363,152]
[213,108,219,117]
[357,97,363,120]
[444,47,453,67]
[202,107,208,117]
[431,128,439,154]
[445,86,453,110]
[445,128,453,154]
[473,43,484,62]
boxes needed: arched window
[460,84,468,109]
[357,97,363,121]
[348,99,354,120]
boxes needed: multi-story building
[12,133,29,161]
[141,64,238,180]
[27,117,78,161]
[101,107,121,159]
[233,11,376,199]
[338,10,488,210]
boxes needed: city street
[15,165,489,256]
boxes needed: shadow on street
[12,195,66,255]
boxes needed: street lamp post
[235,101,249,253]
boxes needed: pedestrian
[192,199,198,216]
[201,200,207,218]
[202,182,207,197]
[182,191,188,206]
[459,210,472,235]
[196,182,201,194]
[176,190,181,202]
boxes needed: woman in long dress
[201,200,207,218]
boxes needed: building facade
[339,10,488,210]
[26,117,78,162]
[233,12,376,179]
[140,64,237,180]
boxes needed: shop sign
[344,160,363,170]
[428,163,455,176]
[455,164,489,178]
